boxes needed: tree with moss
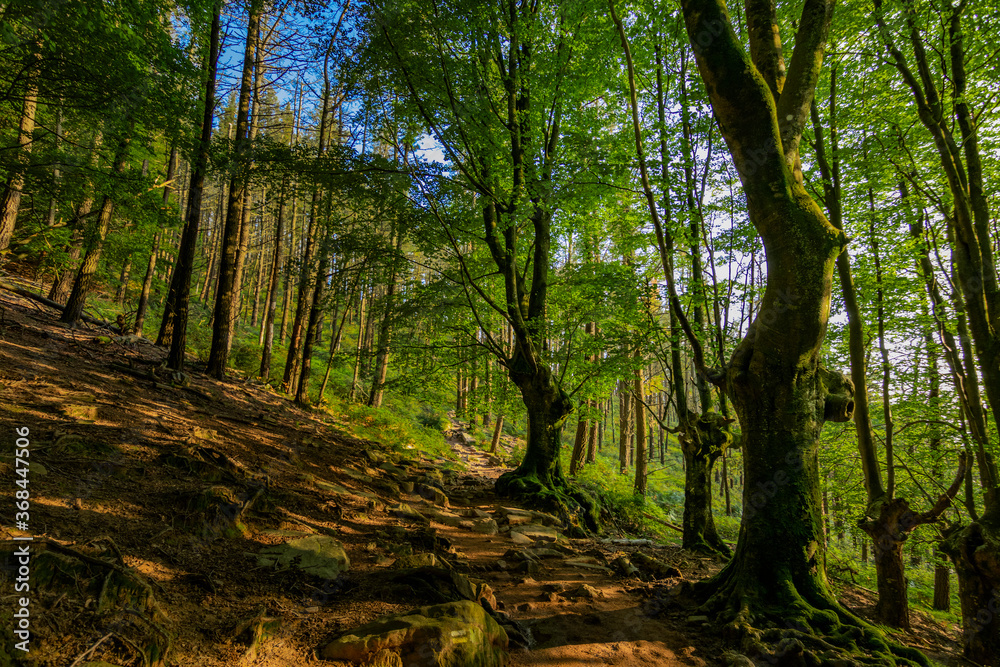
[669,0,928,661]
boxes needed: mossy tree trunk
[660,0,930,662]
[679,410,732,556]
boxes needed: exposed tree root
[495,470,599,534]
[673,564,930,667]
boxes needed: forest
[0,0,998,665]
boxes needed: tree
[206,0,260,379]
[368,0,602,528]
[162,1,221,371]
[872,0,1000,659]
[669,0,924,661]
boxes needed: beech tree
[670,0,924,661]
[365,0,607,527]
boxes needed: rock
[460,432,477,446]
[400,481,415,493]
[562,584,604,600]
[721,651,757,667]
[514,560,539,576]
[471,519,498,535]
[362,449,386,464]
[316,480,378,501]
[341,467,374,483]
[320,600,508,666]
[418,507,464,527]
[515,603,533,612]
[460,508,491,518]
[510,524,561,543]
[509,531,534,545]
[686,615,710,624]
[390,503,428,523]
[417,484,450,507]
[522,547,563,560]
[487,455,505,466]
[498,507,561,527]
[257,535,350,580]
[389,566,494,608]
[392,553,441,569]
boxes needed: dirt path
[437,419,722,666]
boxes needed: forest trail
[441,419,722,667]
[0,281,961,666]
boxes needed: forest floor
[0,281,966,667]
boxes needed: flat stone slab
[321,600,508,666]
[510,523,562,543]
[257,535,349,580]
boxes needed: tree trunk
[933,548,950,612]
[666,0,929,660]
[283,44,334,391]
[49,206,90,304]
[161,3,220,370]
[633,362,647,496]
[259,178,286,380]
[569,412,587,476]
[60,135,131,325]
[296,209,335,405]
[489,414,504,454]
[0,48,39,254]
[206,0,259,378]
[619,384,630,474]
[134,146,178,336]
[679,410,730,556]
[348,294,366,402]
[368,230,404,408]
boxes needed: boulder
[320,600,508,666]
[256,535,349,580]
